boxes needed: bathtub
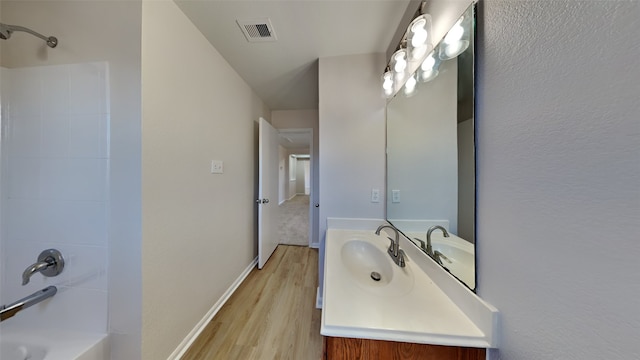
[0,322,109,360]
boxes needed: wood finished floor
[182,245,323,360]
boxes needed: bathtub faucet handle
[21,249,64,286]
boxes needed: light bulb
[382,73,393,91]
[404,75,417,96]
[445,42,463,57]
[421,55,436,71]
[444,18,464,44]
[393,51,407,73]
[411,28,428,48]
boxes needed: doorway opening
[277,129,314,247]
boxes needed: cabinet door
[324,336,485,360]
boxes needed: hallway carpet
[278,195,310,246]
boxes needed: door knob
[315,203,319,208]
[262,199,270,204]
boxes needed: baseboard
[309,242,320,249]
[167,257,258,360]
[315,287,323,309]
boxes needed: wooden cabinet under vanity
[323,336,485,360]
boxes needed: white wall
[296,158,308,194]
[476,1,640,359]
[0,1,142,358]
[278,145,287,204]
[141,1,270,359]
[386,57,459,234]
[318,53,387,295]
[272,109,319,245]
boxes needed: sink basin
[340,238,414,297]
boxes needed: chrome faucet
[22,249,65,285]
[375,224,405,267]
[426,225,449,256]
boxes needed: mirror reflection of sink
[431,240,475,288]
[340,239,414,297]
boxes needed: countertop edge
[320,323,491,349]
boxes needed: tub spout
[21,249,65,285]
[22,261,52,285]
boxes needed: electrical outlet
[211,160,224,174]
[392,189,400,203]
[371,188,380,203]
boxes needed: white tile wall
[1,62,109,333]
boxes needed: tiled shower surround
[1,62,109,333]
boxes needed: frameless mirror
[386,4,476,290]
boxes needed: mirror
[386,4,476,290]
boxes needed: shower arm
[1,24,58,48]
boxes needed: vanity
[321,2,499,358]
[320,220,497,360]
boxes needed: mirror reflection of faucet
[22,249,65,285]
[374,224,406,268]
[426,225,449,256]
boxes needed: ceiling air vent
[237,18,278,42]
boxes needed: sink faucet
[426,225,449,256]
[375,224,405,267]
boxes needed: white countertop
[321,218,498,348]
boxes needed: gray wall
[476,1,640,359]
[318,53,387,297]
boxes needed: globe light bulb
[382,73,393,91]
[393,51,407,73]
[404,75,417,96]
[444,18,464,44]
[421,54,436,71]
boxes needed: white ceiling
[175,0,412,111]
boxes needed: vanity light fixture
[439,16,469,60]
[382,1,432,98]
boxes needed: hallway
[278,195,310,246]
[182,245,323,359]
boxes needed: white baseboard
[315,287,323,309]
[309,242,320,249]
[168,257,258,360]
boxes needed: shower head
[0,23,57,48]
[0,23,12,40]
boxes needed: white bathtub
[0,323,109,360]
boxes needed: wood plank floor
[182,245,323,360]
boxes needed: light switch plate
[392,189,400,203]
[371,188,380,203]
[211,160,224,174]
